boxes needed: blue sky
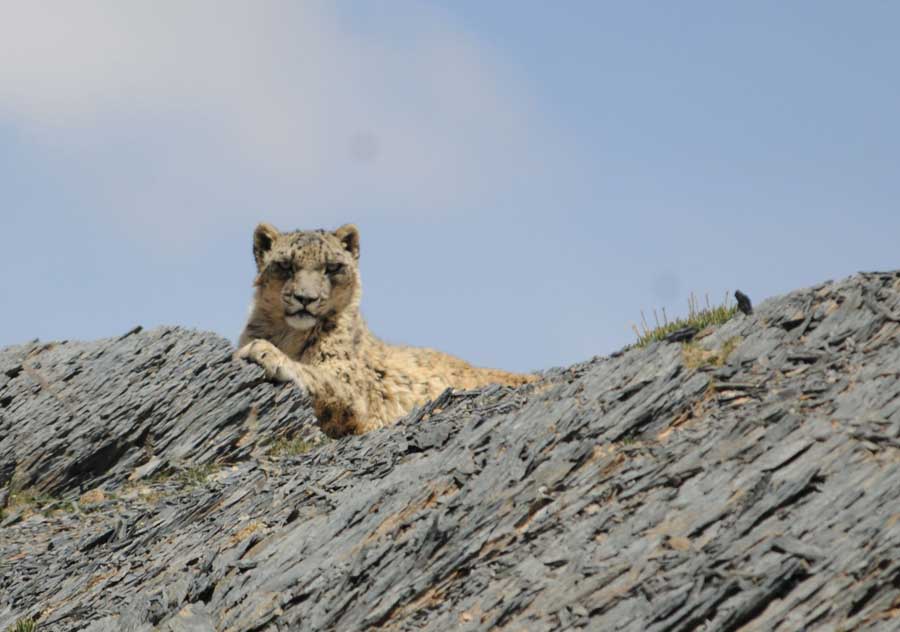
[1,2,898,372]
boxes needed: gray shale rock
[2,271,900,631]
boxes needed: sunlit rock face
[2,271,900,631]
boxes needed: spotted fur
[237,223,536,436]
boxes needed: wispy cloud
[0,1,549,241]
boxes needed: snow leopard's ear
[334,224,360,260]
[253,223,280,269]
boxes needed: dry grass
[267,436,317,458]
[682,336,743,369]
[175,464,217,488]
[632,291,738,347]
[5,487,75,517]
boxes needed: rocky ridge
[1,271,899,631]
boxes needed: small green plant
[176,464,217,488]
[7,618,37,632]
[268,436,316,458]
[6,488,73,516]
[632,291,738,348]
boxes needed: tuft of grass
[131,463,216,494]
[175,464,217,488]
[632,291,738,348]
[268,436,316,458]
[718,336,742,362]
[6,488,74,516]
[681,342,708,369]
[7,618,37,632]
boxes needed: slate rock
[1,271,900,631]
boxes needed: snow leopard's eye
[273,261,292,277]
[326,263,344,275]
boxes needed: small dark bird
[735,290,753,315]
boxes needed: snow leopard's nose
[293,293,318,307]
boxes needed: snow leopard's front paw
[235,339,296,383]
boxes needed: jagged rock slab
[2,272,900,631]
[0,326,320,496]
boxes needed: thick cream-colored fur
[237,223,535,436]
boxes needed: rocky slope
[1,271,900,631]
